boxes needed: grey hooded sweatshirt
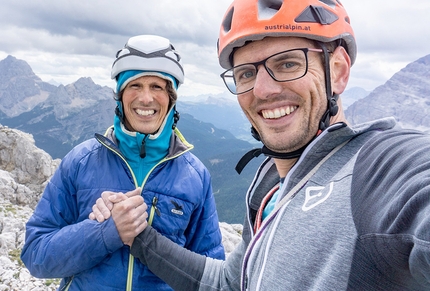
[131,117,430,290]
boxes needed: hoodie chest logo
[302,182,333,211]
[170,200,184,215]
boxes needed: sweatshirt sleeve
[131,225,244,291]
[351,129,430,287]
[131,225,207,290]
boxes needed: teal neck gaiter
[113,108,174,186]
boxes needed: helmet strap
[235,143,310,174]
[115,102,125,124]
[172,106,180,130]
[318,42,339,131]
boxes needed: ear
[330,46,351,95]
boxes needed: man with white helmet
[92,1,430,290]
[21,34,225,290]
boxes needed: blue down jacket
[21,127,225,290]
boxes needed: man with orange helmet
[92,0,430,290]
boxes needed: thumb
[108,193,129,203]
[126,187,142,198]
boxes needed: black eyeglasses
[220,48,326,95]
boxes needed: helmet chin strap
[235,43,339,174]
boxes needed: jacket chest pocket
[146,194,194,245]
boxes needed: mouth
[261,105,298,119]
[135,109,156,116]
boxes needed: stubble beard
[259,116,317,153]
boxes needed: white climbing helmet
[111,35,184,87]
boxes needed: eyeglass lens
[221,48,309,95]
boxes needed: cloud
[0,0,233,97]
[0,0,429,97]
[344,0,430,90]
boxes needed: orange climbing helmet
[218,0,356,69]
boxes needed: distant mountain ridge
[341,87,370,109]
[1,53,430,222]
[0,55,263,223]
[177,97,256,144]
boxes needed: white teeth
[262,106,297,119]
[136,109,155,116]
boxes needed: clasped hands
[88,188,148,246]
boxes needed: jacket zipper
[61,276,74,291]
[241,138,350,290]
[148,196,161,225]
[95,130,192,290]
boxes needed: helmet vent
[295,5,339,25]
[222,7,234,33]
[318,0,337,9]
[344,16,351,24]
[166,49,181,62]
[111,35,185,86]
[258,0,283,19]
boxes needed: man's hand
[88,188,148,246]
[111,191,148,246]
[89,188,142,222]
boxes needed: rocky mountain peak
[0,125,60,207]
[0,125,61,289]
[345,54,430,131]
[68,77,99,94]
[0,56,58,117]
[0,55,40,84]
[66,77,113,102]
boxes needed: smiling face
[121,75,171,134]
[234,36,330,154]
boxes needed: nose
[136,87,154,104]
[252,65,283,99]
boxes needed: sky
[0,0,429,100]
